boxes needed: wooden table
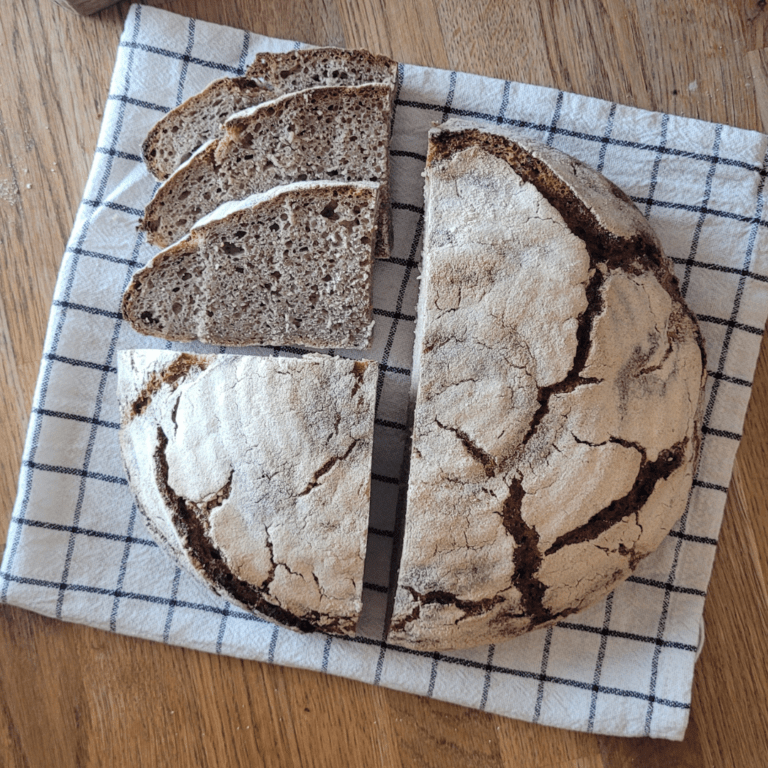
[1,1,767,765]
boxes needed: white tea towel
[3,4,768,741]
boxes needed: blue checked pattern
[2,3,768,741]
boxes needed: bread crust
[388,119,707,651]
[118,350,378,636]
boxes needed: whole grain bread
[123,180,380,349]
[142,47,398,181]
[140,83,394,259]
[117,350,378,636]
[388,119,707,652]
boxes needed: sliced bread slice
[124,180,379,349]
[117,350,378,636]
[139,83,394,259]
[388,119,707,651]
[142,47,398,181]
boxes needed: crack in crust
[498,477,550,625]
[435,419,496,477]
[390,587,506,633]
[545,438,688,557]
[517,265,604,452]
[298,439,359,497]
[129,353,209,421]
[427,128,706,371]
[153,426,352,635]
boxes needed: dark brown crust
[153,426,354,635]
[126,353,209,422]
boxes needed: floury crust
[117,350,378,636]
[388,120,706,652]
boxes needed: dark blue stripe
[23,460,128,486]
[119,40,247,76]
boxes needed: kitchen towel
[3,3,767,741]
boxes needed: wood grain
[1,1,767,766]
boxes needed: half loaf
[123,180,380,349]
[142,47,398,181]
[388,119,707,651]
[140,83,394,259]
[118,350,378,636]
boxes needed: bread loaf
[123,180,379,349]
[142,48,398,181]
[117,350,378,636]
[140,83,394,259]
[388,119,707,651]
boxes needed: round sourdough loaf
[117,350,378,636]
[388,119,707,651]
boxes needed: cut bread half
[142,47,398,181]
[388,119,707,651]
[140,83,394,258]
[117,350,378,636]
[123,180,380,349]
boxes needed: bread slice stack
[124,47,398,352]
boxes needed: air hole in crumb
[320,200,339,221]
[222,241,245,255]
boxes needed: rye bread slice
[123,180,379,349]
[142,47,398,181]
[117,350,378,636]
[140,83,393,259]
[388,119,707,652]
